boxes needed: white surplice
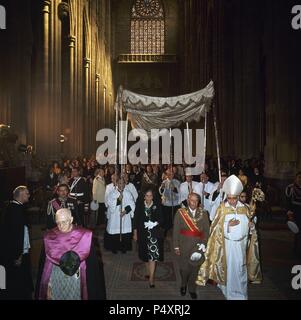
[179,181,198,203]
[218,201,249,300]
[125,182,138,202]
[106,188,135,235]
[194,181,216,213]
[208,184,227,221]
[104,183,116,208]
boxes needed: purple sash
[38,227,92,300]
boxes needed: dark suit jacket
[0,202,28,265]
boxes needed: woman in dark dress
[133,190,164,288]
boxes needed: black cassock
[0,202,33,300]
[133,200,164,263]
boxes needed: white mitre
[222,175,243,196]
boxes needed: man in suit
[0,186,33,299]
[173,193,210,299]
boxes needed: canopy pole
[169,128,173,172]
[124,114,129,165]
[185,122,191,175]
[204,110,208,172]
[117,86,124,243]
[115,92,119,175]
[186,122,191,162]
[115,86,123,176]
[213,103,222,182]
[120,91,124,176]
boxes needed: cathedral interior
[0,0,300,175]
[0,0,301,301]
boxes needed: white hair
[55,208,72,219]
[13,186,28,200]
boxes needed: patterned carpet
[29,224,301,300]
[130,262,176,282]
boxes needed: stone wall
[112,0,180,96]
[0,0,115,160]
[179,0,300,178]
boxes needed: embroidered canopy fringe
[116,81,215,134]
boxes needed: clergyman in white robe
[194,181,216,213]
[218,201,249,300]
[179,180,198,205]
[104,188,135,253]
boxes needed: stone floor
[29,215,301,300]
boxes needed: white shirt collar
[12,200,23,205]
[189,207,196,216]
[144,201,153,209]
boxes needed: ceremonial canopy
[116,81,215,133]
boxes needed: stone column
[68,35,76,157]
[95,73,100,129]
[264,0,299,181]
[39,0,51,157]
[84,57,91,154]
[42,1,51,93]
[103,85,107,128]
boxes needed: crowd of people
[0,154,300,301]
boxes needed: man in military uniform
[173,192,210,300]
[141,164,158,195]
[47,184,80,230]
[69,167,89,226]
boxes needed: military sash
[179,208,204,239]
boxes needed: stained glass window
[131,0,165,54]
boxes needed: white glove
[144,221,158,230]
[190,252,202,261]
[197,243,206,253]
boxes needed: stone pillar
[84,57,91,154]
[38,0,51,157]
[42,1,51,93]
[264,0,299,181]
[95,73,100,129]
[68,35,76,157]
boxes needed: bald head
[55,208,73,233]
[187,192,200,211]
